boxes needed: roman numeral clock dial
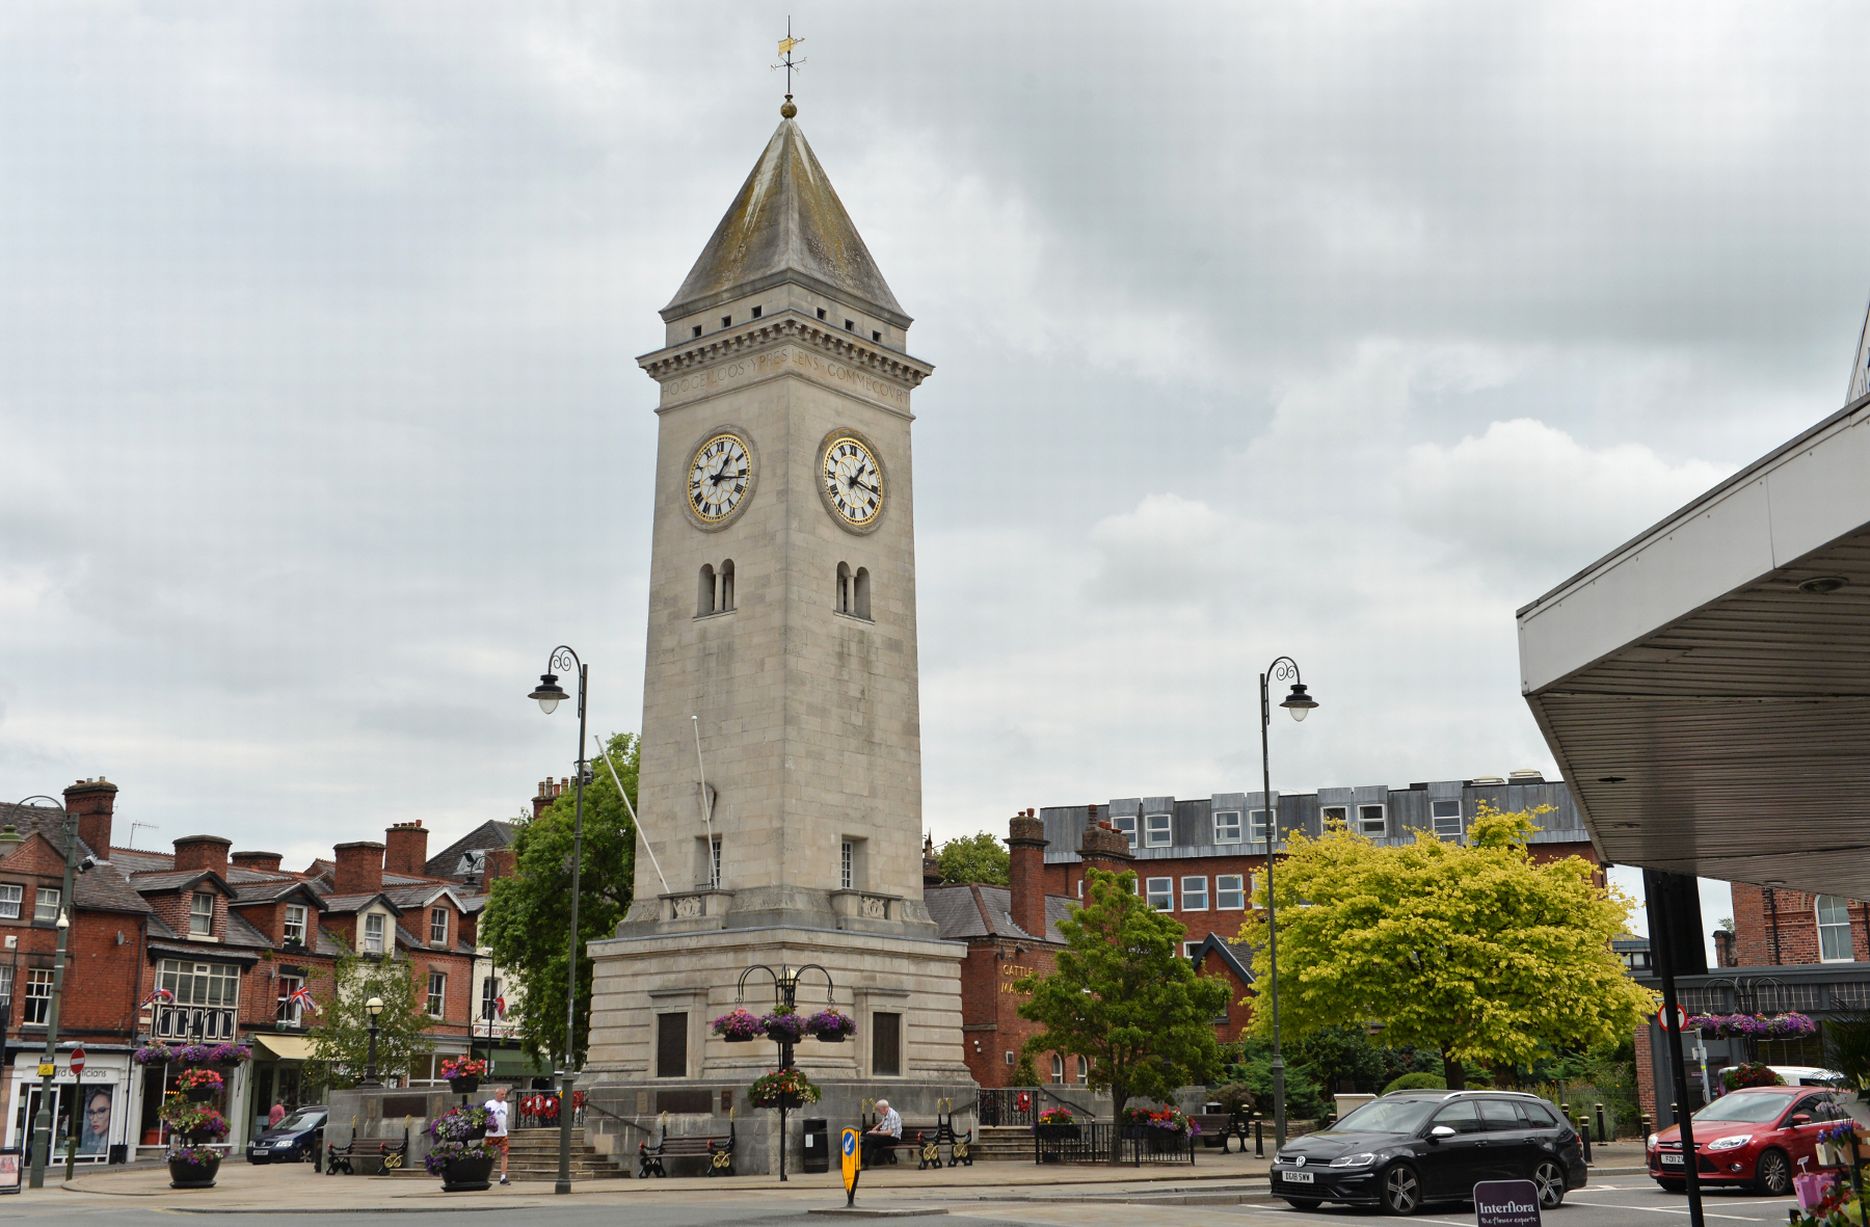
[819,431,885,532]
[685,430,754,529]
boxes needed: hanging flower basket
[176,1067,224,1102]
[748,1068,820,1109]
[762,1010,809,1044]
[1723,1062,1785,1091]
[710,1009,764,1042]
[804,1009,857,1042]
[440,1056,487,1094]
[1688,1012,1818,1040]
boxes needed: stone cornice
[639,312,933,391]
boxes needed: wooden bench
[863,1109,974,1169]
[638,1121,735,1177]
[1190,1111,1253,1152]
[324,1134,408,1175]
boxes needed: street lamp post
[735,963,833,1183]
[360,996,385,1087]
[20,795,77,1191]
[1257,658,1318,1154]
[527,645,588,1196]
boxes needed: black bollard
[1595,1103,1608,1143]
[1577,1115,1593,1165]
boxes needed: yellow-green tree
[1236,804,1656,1087]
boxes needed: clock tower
[584,100,972,1150]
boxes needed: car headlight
[1330,1152,1379,1168]
[1706,1135,1752,1152]
[1647,1133,1660,1149]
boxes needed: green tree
[1016,867,1231,1161]
[936,832,1010,885]
[1237,803,1657,1088]
[307,953,436,1092]
[482,732,638,1067]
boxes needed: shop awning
[253,1034,317,1062]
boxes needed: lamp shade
[528,673,568,715]
[365,996,385,1017]
[1280,682,1319,721]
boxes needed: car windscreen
[276,1110,324,1132]
[1694,1093,1791,1124]
[1334,1098,1438,1135]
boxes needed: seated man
[862,1098,903,1165]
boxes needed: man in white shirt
[864,1098,902,1165]
[483,1086,511,1185]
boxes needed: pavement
[27,1141,1651,1211]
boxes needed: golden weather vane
[773,17,806,109]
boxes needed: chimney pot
[173,834,232,876]
[383,821,430,878]
[332,840,386,896]
[64,777,120,859]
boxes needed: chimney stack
[1006,809,1048,938]
[1712,929,1737,969]
[384,821,429,877]
[231,850,284,873]
[65,777,119,859]
[1078,805,1135,875]
[532,778,567,820]
[173,834,232,876]
[333,841,385,896]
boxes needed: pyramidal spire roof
[663,113,907,325]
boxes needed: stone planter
[168,1153,221,1189]
[441,1151,494,1192]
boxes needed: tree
[1237,803,1657,1088]
[307,953,436,1092]
[935,832,1010,885]
[1015,867,1231,1161]
[481,732,638,1067]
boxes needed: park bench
[638,1120,736,1177]
[1189,1111,1254,1152]
[324,1133,408,1175]
[863,1107,974,1169]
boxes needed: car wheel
[1380,1162,1423,1215]
[1755,1148,1793,1196]
[1284,1198,1325,1211]
[1656,1179,1685,1194]
[1532,1159,1567,1209]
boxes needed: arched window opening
[697,564,716,616]
[1050,1053,1065,1084]
[853,567,872,620]
[719,560,735,611]
[836,562,852,614]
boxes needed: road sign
[36,1063,54,1079]
[841,1127,861,1205]
[1657,1005,1688,1032]
[69,1047,85,1075]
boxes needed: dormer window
[283,903,308,947]
[363,912,386,954]
[189,891,214,936]
[429,907,449,946]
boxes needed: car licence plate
[1284,1170,1315,1184]
[1660,1153,1683,1166]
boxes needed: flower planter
[168,1154,221,1189]
[1034,1123,1080,1141]
[441,1152,494,1192]
[812,1032,846,1044]
[448,1076,481,1095]
[722,1032,753,1043]
[186,1086,217,1103]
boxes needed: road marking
[1568,1199,1770,1221]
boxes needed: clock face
[686,431,753,528]
[820,433,885,530]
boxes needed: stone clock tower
[584,102,972,1159]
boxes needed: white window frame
[840,840,854,890]
[481,976,501,1021]
[190,891,215,936]
[283,903,308,946]
[1145,876,1174,911]
[1075,879,1084,898]
[1249,809,1271,844]
[24,967,54,1025]
[1111,815,1138,849]
[363,912,386,955]
[1050,1053,1065,1084]
[1216,874,1246,910]
[276,973,305,1027]
[1183,940,1202,960]
[1212,810,1242,844]
[1357,804,1387,837]
[1431,799,1463,840]
[0,882,21,919]
[429,907,448,946]
[1818,895,1854,962]
[1181,876,1209,910]
[1321,804,1349,829]
[34,886,60,924]
[427,971,446,1019]
[1077,1055,1089,1083]
[1143,812,1172,848]
[709,835,723,889]
[156,958,240,1007]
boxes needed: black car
[1270,1090,1588,1214]
[245,1106,327,1164]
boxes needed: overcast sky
[3,4,1863,933]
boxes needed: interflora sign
[1473,1179,1541,1227]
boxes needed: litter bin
[801,1118,829,1173]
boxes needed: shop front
[5,1044,141,1166]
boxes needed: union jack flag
[488,994,508,1020]
[140,987,174,1009]
[286,985,321,1015]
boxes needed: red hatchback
[1647,1086,1851,1195]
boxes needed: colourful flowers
[805,1009,857,1039]
[134,1041,253,1066]
[749,1068,821,1106]
[425,1105,491,1174]
[762,1010,809,1043]
[175,1067,225,1092]
[1724,1062,1786,1091]
[439,1056,488,1080]
[1689,1013,1818,1040]
[1037,1107,1075,1126]
[1124,1105,1197,1134]
[710,1009,764,1040]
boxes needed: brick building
[930,773,1599,1091]
[0,779,530,1163]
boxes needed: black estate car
[245,1106,327,1164]
[1270,1090,1588,1214]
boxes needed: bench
[863,1109,974,1169]
[324,1134,408,1175]
[638,1120,735,1177]
[1190,1111,1254,1152]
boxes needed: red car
[1647,1086,1850,1195]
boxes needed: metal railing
[1031,1121,1198,1166]
[979,1085,1096,1127]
